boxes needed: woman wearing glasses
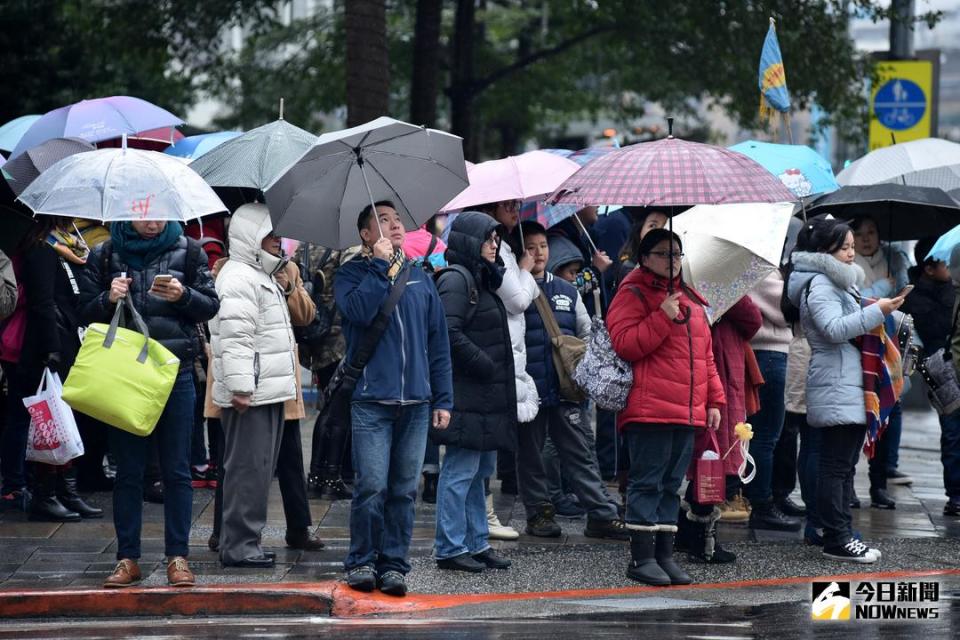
[606,228,724,586]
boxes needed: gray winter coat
[786,251,885,428]
[0,251,16,320]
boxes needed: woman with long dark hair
[786,216,904,563]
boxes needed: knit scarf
[362,245,407,283]
[856,310,904,458]
[46,226,89,265]
[110,222,183,270]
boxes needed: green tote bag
[62,295,180,436]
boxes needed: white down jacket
[496,241,540,423]
[210,204,297,408]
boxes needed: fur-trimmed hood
[787,251,865,306]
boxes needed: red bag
[0,255,26,364]
[694,430,725,505]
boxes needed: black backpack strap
[348,265,412,371]
[184,236,203,284]
[426,233,439,258]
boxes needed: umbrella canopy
[805,184,960,241]
[0,115,41,152]
[265,116,468,248]
[10,96,182,160]
[837,138,960,187]
[549,136,795,207]
[439,150,580,213]
[190,119,316,190]
[164,131,242,160]
[98,126,185,152]
[3,137,95,195]
[870,164,960,192]
[672,202,794,323]
[728,140,838,197]
[18,148,226,222]
[520,147,616,228]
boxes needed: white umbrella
[671,202,795,323]
[838,138,960,188]
[18,146,226,222]
[264,116,468,248]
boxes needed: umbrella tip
[770,16,776,27]
[279,97,285,120]
[667,117,674,139]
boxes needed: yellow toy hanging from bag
[62,294,179,436]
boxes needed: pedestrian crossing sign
[868,60,933,151]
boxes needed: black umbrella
[3,137,95,196]
[0,177,36,254]
[804,184,960,241]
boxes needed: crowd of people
[1,195,957,596]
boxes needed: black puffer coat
[430,212,517,452]
[901,267,955,357]
[78,236,219,369]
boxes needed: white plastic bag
[24,368,84,465]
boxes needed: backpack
[294,249,337,360]
[434,264,478,328]
[0,255,27,364]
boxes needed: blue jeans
[434,447,495,560]
[109,370,195,559]
[346,401,430,575]
[940,410,960,499]
[884,401,903,473]
[795,412,822,531]
[624,425,694,526]
[744,350,787,506]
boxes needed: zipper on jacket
[686,319,694,425]
[397,308,406,402]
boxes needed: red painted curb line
[2,569,959,619]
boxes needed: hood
[446,211,499,273]
[786,251,865,305]
[228,203,285,276]
[546,235,584,275]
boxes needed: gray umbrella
[265,116,468,248]
[189,118,317,190]
[2,137,95,195]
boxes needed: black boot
[654,528,691,585]
[626,529,671,585]
[57,467,103,518]
[422,472,438,504]
[870,488,896,509]
[748,500,802,532]
[676,504,736,564]
[29,466,80,522]
[318,466,353,501]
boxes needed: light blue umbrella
[729,140,838,198]
[164,131,242,160]
[0,115,40,152]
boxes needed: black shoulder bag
[313,265,412,427]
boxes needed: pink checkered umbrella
[548,136,795,207]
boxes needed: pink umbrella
[549,135,795,207]
[440,150,580,213]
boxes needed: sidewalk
[1,407,958,618]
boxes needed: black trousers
[771,410,800,501]
[818,424,867,549]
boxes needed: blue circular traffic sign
[873,78,926,131]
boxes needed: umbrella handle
[672,302,691,326]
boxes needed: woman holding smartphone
[79,220,219,588]
[786,216,904,563]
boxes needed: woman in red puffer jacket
[606,228,725,587]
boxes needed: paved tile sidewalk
[1,407,958,592]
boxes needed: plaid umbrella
[549,136,795,207]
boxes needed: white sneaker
[487,494,519,540]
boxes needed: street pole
[890,0,915,59]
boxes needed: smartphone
[152,274,173,288]
[896,285,915,298]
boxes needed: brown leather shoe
[285,527,326,551]
[103,559,142,588]
[166,556,195,587]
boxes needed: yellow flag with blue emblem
[759,18,790,123]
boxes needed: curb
[2,568,959,620]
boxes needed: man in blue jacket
[334,201,453,597]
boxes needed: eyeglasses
[648,251,684,260]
